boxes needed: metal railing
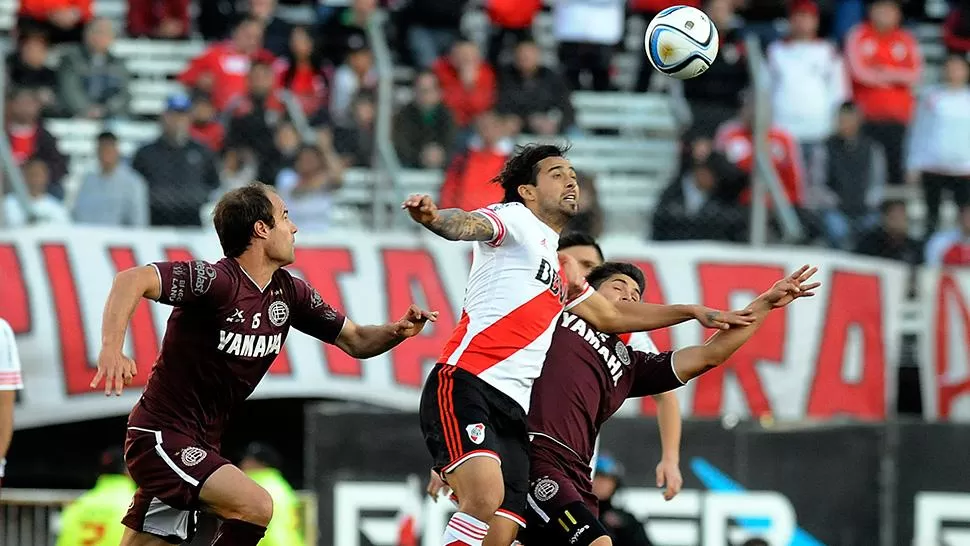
[1,488,318,545]
[367,10,405,230]
[744,34,805,245]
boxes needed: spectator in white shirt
[0,317,23,488]
[554,0,624,90]
[768,0,848,164]
[3,157,71,226]
[330,38,377,126]
[275,143,343,232]
[907,54,970,235]
[73,131,150,226]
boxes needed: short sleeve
[474,202,532,247]
[290,277,347,344]
[627,350,685,398]
[0,319,23,391]
[151,260,234,307]
[564,282,595,311]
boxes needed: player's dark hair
[100,446,127,475]
[213,182,276,258]
[242,442,283,469]
[587,262,645,294]
[492,143,570,203]
[880,198,906,215]
[558,232,604,262]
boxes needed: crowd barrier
[306,409,970,546]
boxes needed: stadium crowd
[3,0,970,265]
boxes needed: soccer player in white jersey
[557,232,683,502]
[403,144,754,546]
[0,317,24,489]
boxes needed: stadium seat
[571,92,679,135]
[129,80,189,116]
[0,0,13,33]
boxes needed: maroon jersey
[129,258,346,449]
[528,311,684,472]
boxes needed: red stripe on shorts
[437,366,463,462]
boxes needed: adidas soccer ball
[644,6,719,80]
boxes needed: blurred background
[1,0,969,544]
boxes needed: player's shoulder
[481,201,533,222]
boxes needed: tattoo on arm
[427,210,496,242]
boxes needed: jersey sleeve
[627,350,686,398]
[473,203,531,247]
[0,319,23,391]
[150,260,234,307]
[564,282,595,311]
[290,277,347,344]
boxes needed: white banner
[920,269,970,421]
[0,227,906,428]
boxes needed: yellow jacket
[57,474,136,546]
[246,468,304,546]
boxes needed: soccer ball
[644,6,719,80]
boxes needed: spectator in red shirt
[433,39,497,128]
[275,26,330,118]
[18,0,92,44]
[189,94,224,152]
[485,0,541,66]
[439,110,512,211]
[179,17,274,112]
[4,87,68,198]
[714,93,807,208]
[127,0,189,39]
[844,0,922,186]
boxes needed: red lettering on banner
[382,249,457,386]
[0,244,31,333]
[108,247,158,389]
[806,271,886,418]
[620,259,670,416]
[166,247,294,375]
[933,274,970,419]
[693,264,786,417]
[43,245,92,395]
[291,248,357,376]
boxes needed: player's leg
[484,430,529,546]
[537,501,611,546]
[199,465,273,545]
[419,365,504,546]
[120,527,180,546]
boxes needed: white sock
[442,511,489,546]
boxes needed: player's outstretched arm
[91,266,161,395]
[336,304,439,359]
[672,266,820,382]
[570,293,755,335]
[401,194,495,242]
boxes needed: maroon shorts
[526,437,599,520]
[121,426,230,543]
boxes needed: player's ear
[517,184,536,202]
[253,220,271,239]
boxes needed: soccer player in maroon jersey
[518,262,819,546]
[90,183,438,546]
[558,232,683,502]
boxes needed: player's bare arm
[652,391,683,501]
[571,292,755,335]
[336,304,439,359]
[0,390,13,482]
[673,266,820,381]
[402,194,495,242]
[91,266,161,396]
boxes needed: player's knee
[589,536,613,546]
[226,485,274,526]
[457,485,504,520]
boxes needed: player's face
[267,192,298,265]
[559,245,603,278]
[595,274,641,304]
[532,157,579,219]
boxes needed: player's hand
[402,194,439,226]
[392,304,439,338]
[692,305,756,330]
[426,469,450,501]
[558,252,588,297]
[656,458,683,501]
[91,350,138,396]
[761,265,821,309]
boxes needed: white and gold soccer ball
[644,5,719,80]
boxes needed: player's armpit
[570,293,698,334]
[426,209,496,242]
